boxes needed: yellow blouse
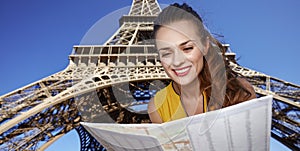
[154,82,207,122]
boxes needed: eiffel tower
[0,0,299,150]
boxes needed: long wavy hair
[153,3,254,111]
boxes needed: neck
[173,79,201,101]
[173,79,204,116]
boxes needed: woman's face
[155,20,208,86]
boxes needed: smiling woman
[147,3,256,123]
[0,0,296,150]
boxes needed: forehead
[155,20,198,46]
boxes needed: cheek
[161,61,170,70]
[159,55,173,66]
[160,58,167,67]
[161,62,175,78]
[188,50,204,73]
[188,50,203,64]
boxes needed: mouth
[173,66,191,77]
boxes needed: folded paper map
[81,95,273,151]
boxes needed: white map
[81,95,273,151]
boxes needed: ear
[202,37,210,56]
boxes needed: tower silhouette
[0,0,299,150]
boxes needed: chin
[173,77,196,86]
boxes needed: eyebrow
[158,47,171,51]
[158,40,193,51]
[178,40,193,47]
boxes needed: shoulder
[148,97,163,123]
[152,82,172,105]
[147,97,156,115]
[147,83,172,123]
[148,85,168,112]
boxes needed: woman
[148,3,256,123]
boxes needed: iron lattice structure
[0,0,299,150]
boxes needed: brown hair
[153,3,255,111]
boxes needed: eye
[161,53,171,57]
[182,46,193,51]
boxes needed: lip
[173,66,191,77]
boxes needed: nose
[172,49,185,66]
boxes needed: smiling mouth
[173,66,191,77]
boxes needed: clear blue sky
[1,0,298,150]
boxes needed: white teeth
[175,67,189,74]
